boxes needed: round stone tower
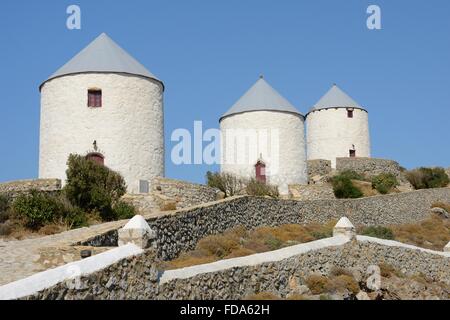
[39,33,164,193]
[306,84,370,168]
[220,76,307,195]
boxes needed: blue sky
[0,0,449,184]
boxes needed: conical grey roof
[310,84,363,112]
[220,76,302,121]
[40,33,162,90]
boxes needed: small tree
[64,154,127,221]
[206,171,244,197]
[245,178,279,198]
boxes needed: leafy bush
[13,191,85,229]
[0,194,11,223]
[0,194,10,213]
[245,178,279,198]
[331,175,363,199]
[371,173,399,194]
[206,171,244,197]
[64,154,127,221]
[112,201,136,220]
[338,170,365,181]
[406,167,449,190]
[360,226,395,240]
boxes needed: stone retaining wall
[336,157,403,179]
[123,177,218,213]
[307,159,332,180]
[16,237,450,300]
[151,177,218,209]
[83,188,450,260]
[159,240,450,299]
[288,184,335,201]
[0,179,61,198]
[22,247,160,300]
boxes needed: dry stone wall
[122,177,218,213]
[20,240,450,300]
[83,188,450,261]
[24,249,161,300]
[307,159,332,180]
[336,157,403,179]
[151,177,218,209]
[0,179,61,198]
[159,241,450,300]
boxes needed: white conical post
[118,215,156,249]
[333,217,356,239]
[444,241,450,253]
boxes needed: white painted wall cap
[334,217,355,229]
[123,215,151,231]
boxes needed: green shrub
[0,194,11,223]
[113,201,136,220]
[64,154,127,221]
[12,191,87,229]
[371,173,399,194]
[13,191,64,229]
[406,167,449,190]
[0,193,10,213]
[206,171,244,197]
[245,179,279,198]
[338,170,365,181]
[360,226,395,240]
[331,175,363,199]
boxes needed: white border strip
[0,243,143,300]
[357,235,450,257]
[161,235,450,285]
[160,235,350,284]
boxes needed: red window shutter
[255,161,266,183]
[88,90,102,107]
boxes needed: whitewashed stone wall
[220,111,307,195]
[39,73,164,194]
[306,108,370,168]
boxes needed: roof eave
[305,106,368,117]
[219,109,305,123]
[39,71,165,92]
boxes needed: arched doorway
[255,160,266,183]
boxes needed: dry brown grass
[165,221,336,269]
[305,274,332,294]
[244,292,281,300]
[305,273,360,295]
[352,180,379,197]
[432,202,450,213]
[160,202,177,211]
[391,215,450,251]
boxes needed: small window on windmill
[349,149,356,158]
[139,180,149,194]
[88,89,102,108]
[347,108,354,118]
